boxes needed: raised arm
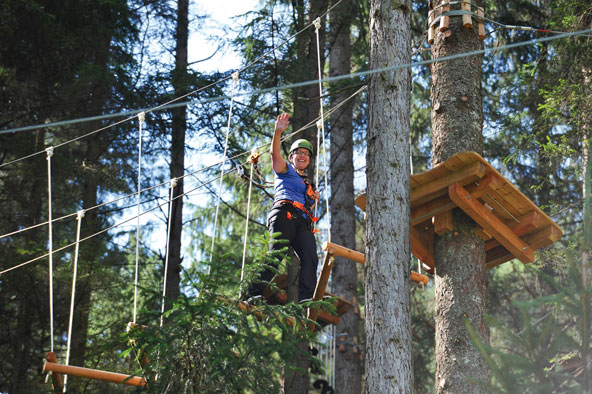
[271,113,290,174]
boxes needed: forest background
[0,0,590,393]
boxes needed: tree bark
[430,1,489,393]
[166,0,189,305]
[365,0,413,392]
[328,0,362,392]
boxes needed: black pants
[249,206,318,301]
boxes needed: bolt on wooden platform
[355,151,562,272]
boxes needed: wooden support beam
[45,352,63,393]
[449,183,534,263]
[433,211,453,235]
[484,211,543,251]
[486,225,562,269]
[308,253,334,332]
[411,195,455,226]
[322,241,430,284]
[470,173,501,199]
[410,225,435,268]
[43,354,146,387]
[411,161,486,206]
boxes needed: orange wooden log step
[43,353,146,387]
[322,242,429,285]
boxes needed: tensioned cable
[313,18,331,241]
[0,84,366,242]
[1,86,368,277]
[239,151,256,298]
[133,113,145,324]
[1,27,587,174]
[160,178,177,328]
[209,72,239,266]
[0,167,237,276]
[63,210,85,392]
[0,0,346,170]
[46,147,55,353]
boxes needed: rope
[239,151,257,298]
[0,86,367,276]
[63,210,85,392]
[160,178,178,328]
[313,18,331,239]
[133,112,145,324]
[209,72,239,265]
[46,147,55,353]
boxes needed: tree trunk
[430,1,489,393]
[365,0,412,392]
[328,0,362,392]
[166,0,189,305]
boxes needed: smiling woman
[245,113,321,303]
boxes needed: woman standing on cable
[247,113,321,303]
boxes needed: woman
[247,113,320,303]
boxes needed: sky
[189,0,259,73]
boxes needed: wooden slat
[470,173,501,199]
[43,357,146,387]
[449,183,534,263]
[411,161,486,206]
[411,195,455,225]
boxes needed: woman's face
[291,148,311,171]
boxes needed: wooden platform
[262,273,351,328]
[355,151,562,271]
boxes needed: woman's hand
[274,113,290,134]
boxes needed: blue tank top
[274,162,307,206]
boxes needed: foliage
[124,233,324,393]
[466,251,591,393]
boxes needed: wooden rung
[477,7,485,40]
[449,183,534,263]
[439,1,450,32]
[411,271,429,285]
[323,241,430,284]
[428,9,436,45]
[43,354,146,387]
[461,0,473,28]
[411,161,486,206]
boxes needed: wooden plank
[43,357,146,387]
[411,161,486,206]
[433,211,453,235]
[410,225,435,268]
[411,195,455,225]
[410,271,429,285]
[449,183,534,263]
